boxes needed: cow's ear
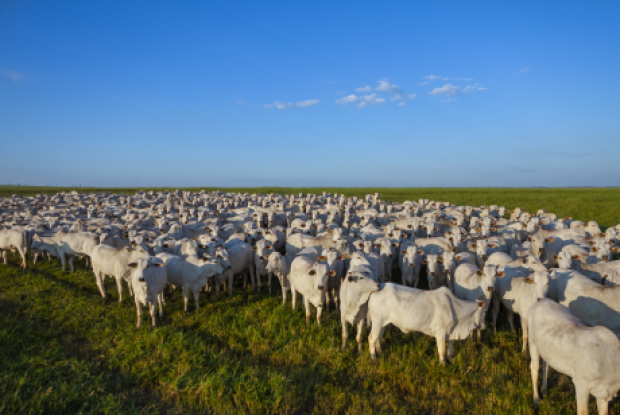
[128,262,138,268]
[330,270,336,276]
[153,263,163,267]
[309,270,316,276]
[252,246,257,250]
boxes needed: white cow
[399,243,422,287]
[286,231,337,255]
[156,253,223,310]
[528,299,620,414]
[549,269,620,336]
[265,251,295,303]
[289,254,330,325]
[91,244,150,301]
[340,267,381,352]
[491,270,550,352]
[367,285,487,364]
[0,228,28,268]
[452,263,497,340]
[130,257,167,327]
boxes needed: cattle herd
[1,189,620,414]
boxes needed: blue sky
[1,1,619,187]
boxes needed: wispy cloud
[430,83,487,98]
[430,84,460,96]
[518,66,530,74]
[338,79,415,108]
[296,99,320,108]
[336,94,358,105]
[336,93,386,109]
[0,69,24,82]
[236,100,246,105]
[419,75,442,85]
[264,99,320,110]
[452,77,474,81]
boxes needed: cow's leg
[228,274,233,298]
[574,381,589,415]
[267,271,272,295]
[530,340,540,406]
[182,284,190,311]
[316,302,323,326]
[448,340,454,360]
[115,277,124,302]
[507,309,516,333]
[541,358,548,396]
[59,251,66,272]
[150,302,157,327]
[135,300,143,327]
[375,326,387,357]
[94,269,106,298]
[291,286,297,310]
[341,318,349,350]
[522,315,529,354]
[356,318,365,354]
[158,293,164,317]
[68,255,75,273]
[492,294,501,333]
[436,333,447,365]
[255,269,261,290]
[304,296,311,325]
[18,248,27,269]
[368,323,382,362]
[193,289,200,309]
[596,397,609,415]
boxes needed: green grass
[1,186,619,414]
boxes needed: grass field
[1,186,619,414]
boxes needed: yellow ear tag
[527,279,533,284]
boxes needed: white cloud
[355,85,372,92]
[236,100,246,104]
[425,75,442,81]
[264,101,294,110]
[337,93,386,108]
[265,99,321,109]
[358,94,386,108]
[430,84,461,96]
[430,83,487,97]
[408,93,416,99]
[452,77,474,81]
[296,99,320,107]
[518,66,530,74]
[0,69,24,82]
[398,102,405,107]
[336,94,358,105]
[376,80,403,93]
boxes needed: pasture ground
[1,186,619,414]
